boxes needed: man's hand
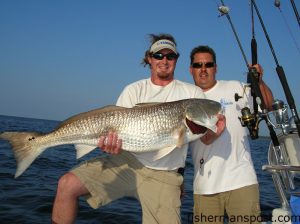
[249,63,274,111]
[250,63,263,81]
[215,113,226,136]
[98,132,122,154]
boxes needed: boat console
[262,100,300,224]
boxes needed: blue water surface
[0,115,280,224]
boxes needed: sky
[0,0,299,133]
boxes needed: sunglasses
[192,62,215,68]
[151,53,179,61]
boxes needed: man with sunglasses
[189,45,273,224]
[52,35,225,224]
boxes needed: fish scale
[0,98,222,177]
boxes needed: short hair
[190,45,217,65]
[142,33,178,67]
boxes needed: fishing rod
[250,2,259,125]
[255,0,300,206]
[218,0,274,140]
[218,3,248,69]
[290,0,300,27]
[250,0,300,138]
[218,0,297,195]
[249,0,283,150]
[217,6,267,139]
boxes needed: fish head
[184,99,222,133]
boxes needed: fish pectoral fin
[152,146,176,161]
[75,144,97,159]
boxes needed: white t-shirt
[191,80,258,195]
[116,78,205,170]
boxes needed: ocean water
[0,115,281,224]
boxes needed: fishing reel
[238,107,260,139]
[270,99,291,135]
[235,84,260,139]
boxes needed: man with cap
[51,33,225,224]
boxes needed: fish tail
[0,131,45,178]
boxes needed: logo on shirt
[220,98,233,112]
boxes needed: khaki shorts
[71,151,183,224]
[193,184,261,224]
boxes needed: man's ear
[189,66,193,76]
